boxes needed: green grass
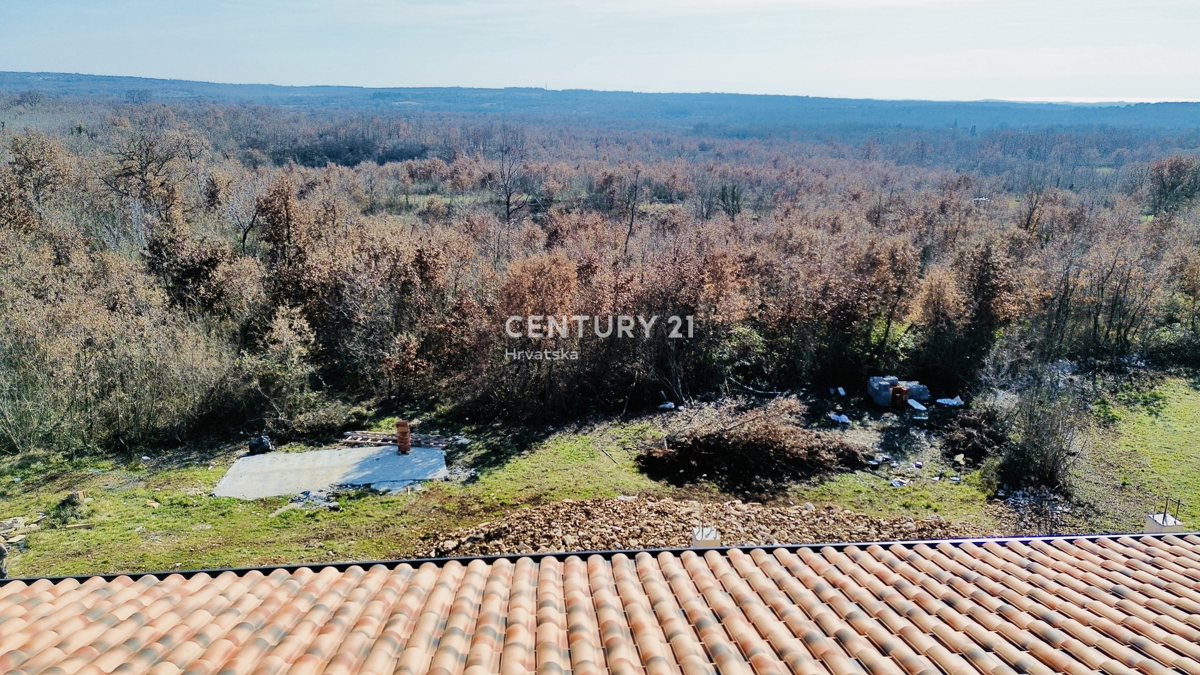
[457,422,666,507]
[0,421,676,577]
[791,469,999,529]
[1112,377,1200,524]
[0,412,1013,577]
[33,375,1200,579]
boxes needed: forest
[1,86,1199,494]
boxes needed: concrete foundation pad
[213,445,447,500]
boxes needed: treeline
[1,94,1199,458]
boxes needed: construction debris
[691,526,721,547]
[425,497,988,557]
[1,516,42,548]
[339,431,449,448]
[906,383,931,402]
[868,376,932,406]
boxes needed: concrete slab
[213,445,447,500]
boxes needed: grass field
[0,420,680,577]
[1109,377,1200,525]
[4,376,1198,577]
[790,470,1001,529]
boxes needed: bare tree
[621,166,642,258]
[718,182,742,220]
[484,125,529,231]
[101,120,205,221]
[221,169,269,252]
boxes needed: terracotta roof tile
[5,535,1200,674]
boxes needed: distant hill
[3,71,1200,130]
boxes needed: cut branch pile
[637,398,869,496]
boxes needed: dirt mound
[637,398,868,496]
[425,496,990,557]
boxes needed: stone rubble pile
[1,516,42,547]
[0,516,43,579]
[426,496,990,557]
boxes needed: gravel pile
[426,496,991,557]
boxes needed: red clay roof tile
[5,535,1200,674]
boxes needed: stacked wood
[339,430,449,448]
[396,420,411,454]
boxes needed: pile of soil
[425,496,990,557]
[637,398,868,496]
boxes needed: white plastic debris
[141,455,151,461]
[890,479,908,487]
[837,387,846,396]
[828,413,851,424]
[658,401,676,410]
[936,396,964,407]
[907,399,927,411]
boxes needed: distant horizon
[5,70,1198,107]
[2,0,1198,102]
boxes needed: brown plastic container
[890,385,909,407]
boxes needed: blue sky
[1,0,1198,101]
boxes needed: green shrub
[999,379,1087,493]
